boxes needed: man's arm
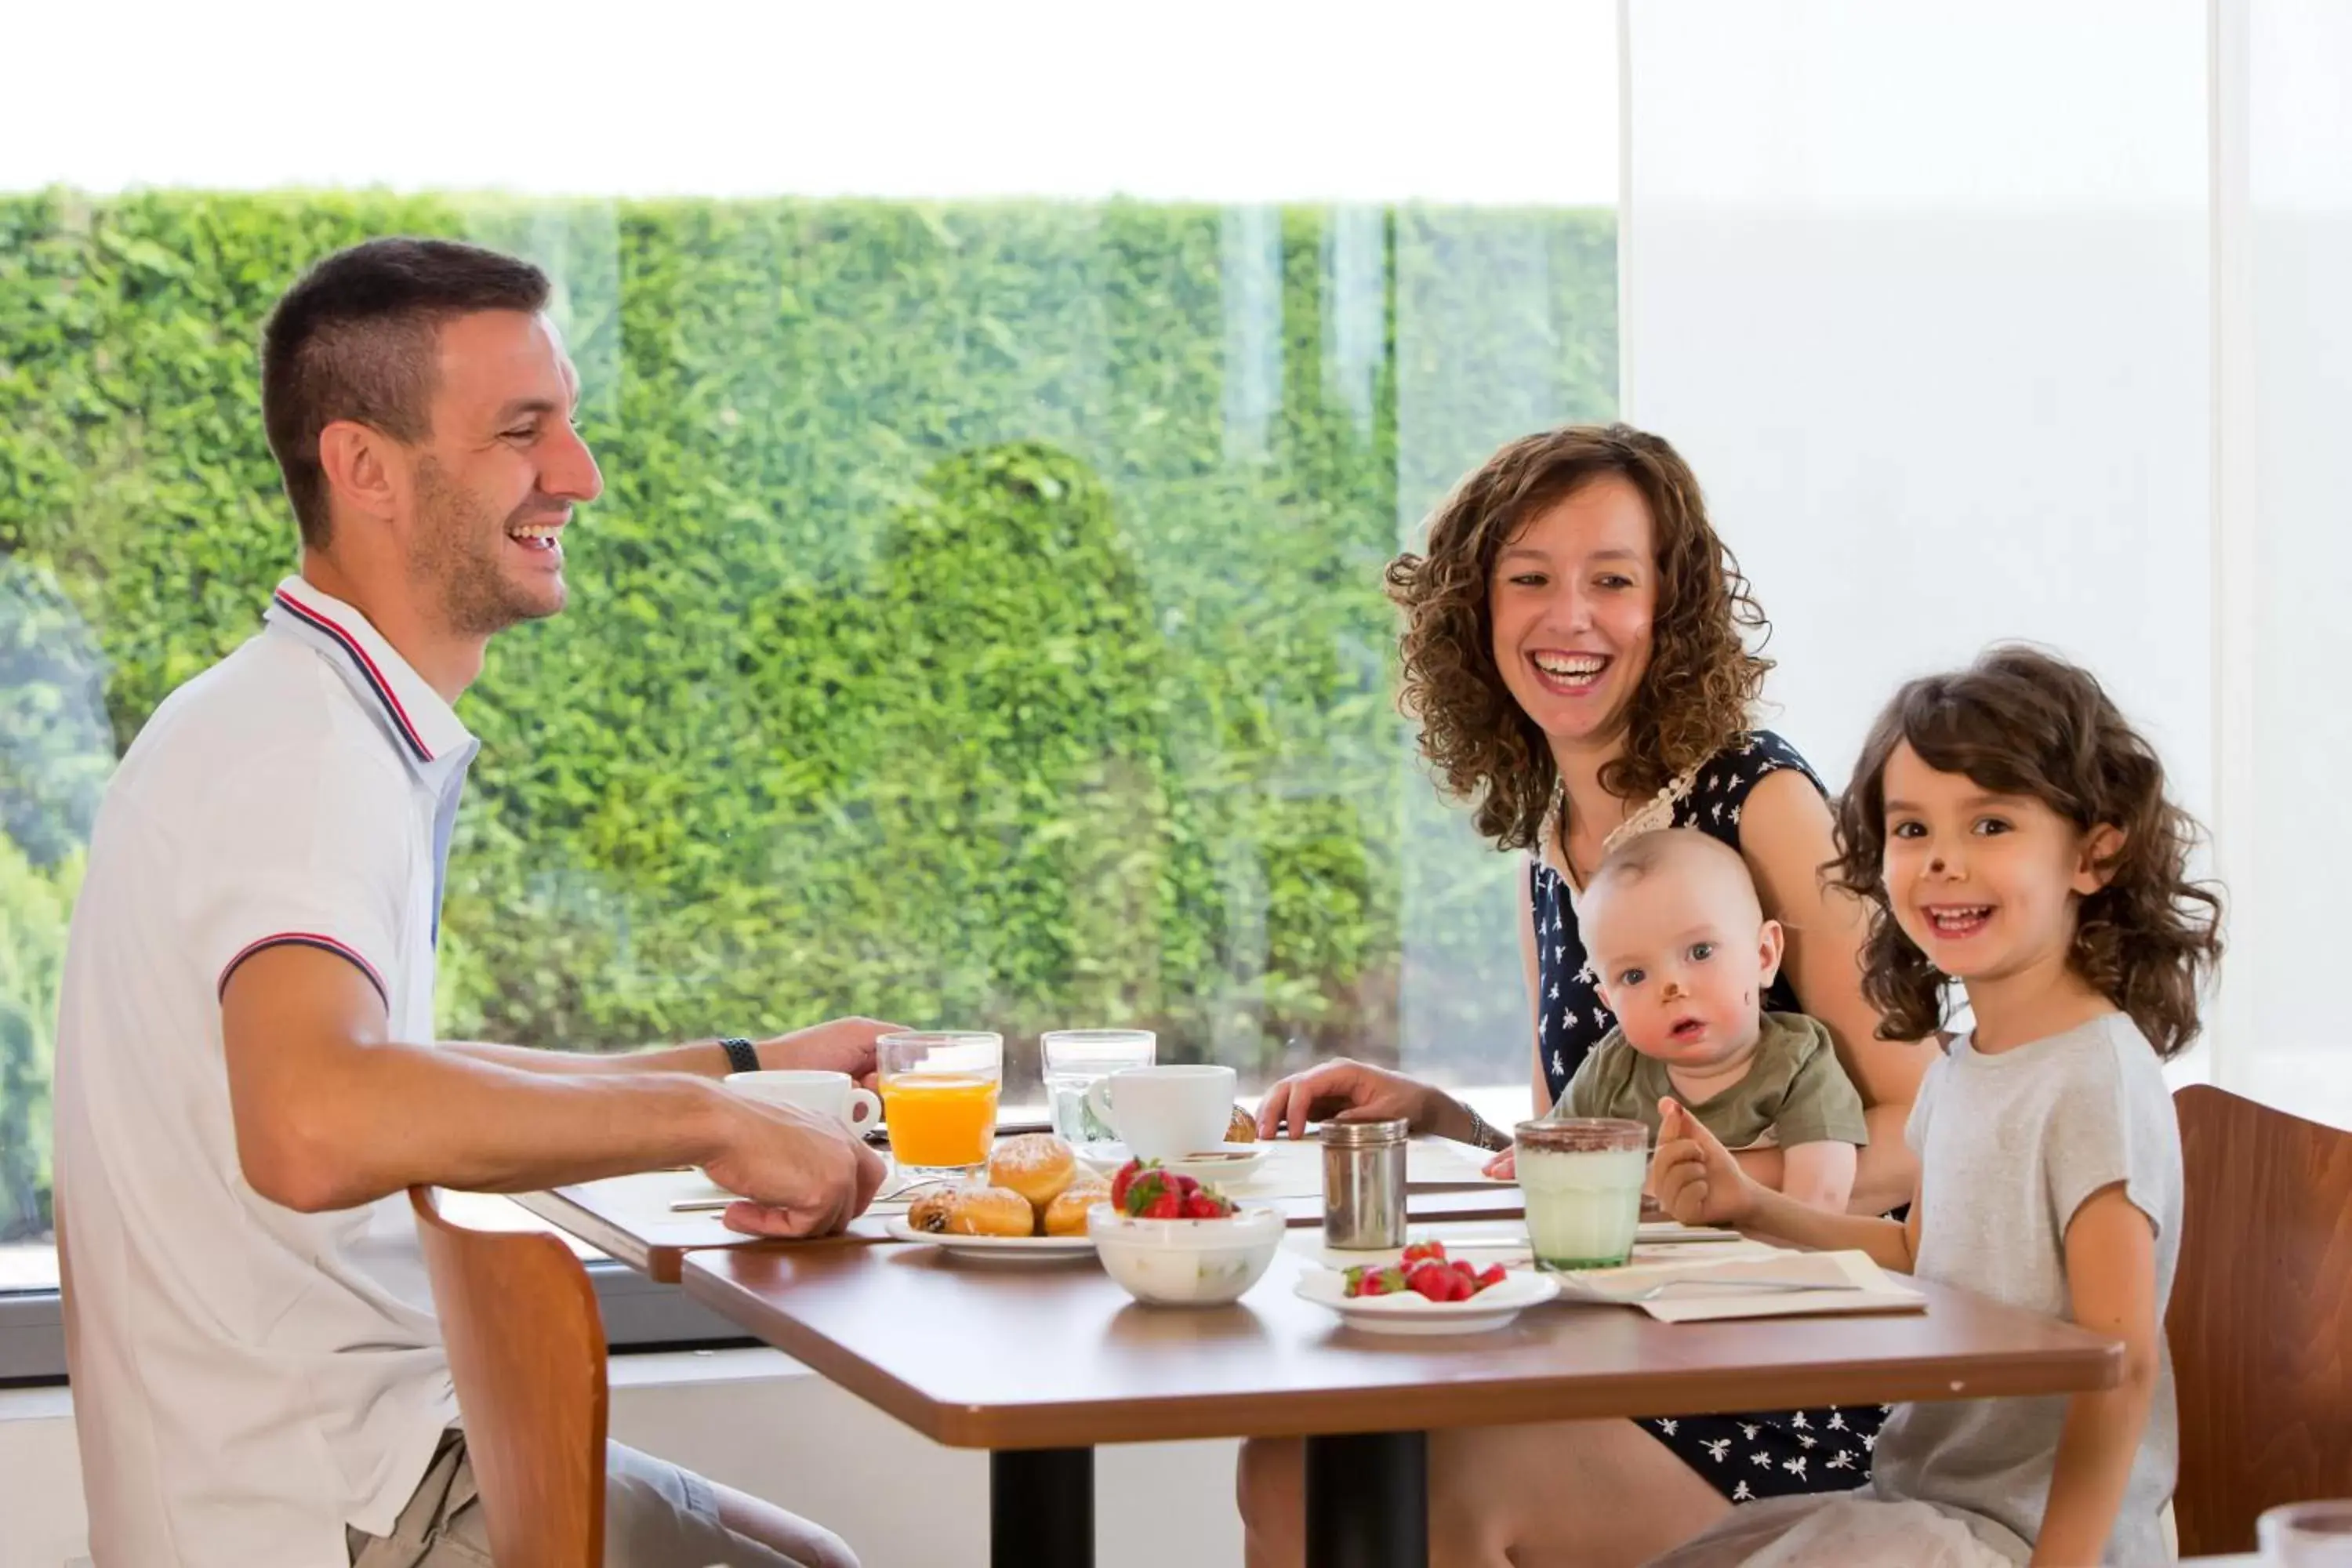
[445,1015,898,1084]
[222,945,879,1234]
[2031,1184,2163,1567]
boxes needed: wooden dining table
[517,1159,2125,1568]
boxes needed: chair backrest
[2167,1084,2352,1555]
[410,1187,608,1568]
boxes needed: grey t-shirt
[1869,1012,2181,1565]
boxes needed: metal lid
[1319,1118,1410,1148]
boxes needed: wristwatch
[717,1036,760,1074]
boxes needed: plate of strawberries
[1293,1240,1558,1335]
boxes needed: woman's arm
[1777,1140,1857,1213]
[2031,1184,2164,1567]
[1519,869,1553,1116]
[1740,768,1929,1214]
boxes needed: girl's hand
[1648,1097,1762,1228]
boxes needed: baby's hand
[1647,1097,1759,1227]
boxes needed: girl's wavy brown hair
[1830,645,2223,1058]
[1386,423,1772,851]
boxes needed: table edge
[678,1257,2125,1452]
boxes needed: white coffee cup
[725,1069,881,1130]
[1084,1064,1237,1163]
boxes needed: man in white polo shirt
[53,238,883,1568]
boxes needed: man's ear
[2074,824,2128,895]
[315,419,405,530]
[1755,918,1786,989]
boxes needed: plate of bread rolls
[884,1133,1109,1259]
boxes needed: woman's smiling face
[1487,474,1658,753]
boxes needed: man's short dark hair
[260,238,550,550]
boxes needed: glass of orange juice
[878,1031,1003,1178]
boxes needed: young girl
[1648,645,2221,1567]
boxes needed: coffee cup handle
[845,1087,882,1129]
[1084,1078,1117,1136]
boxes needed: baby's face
[1587,869,1780,1072]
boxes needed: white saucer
[883,1217,1101,1261]
[1075,1142,1269,1183]
[1292,1266,1558,1335]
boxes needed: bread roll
[989,1133,1078,1210]
[1043,1179,1109,1237]
[906,1189,960,1232]
[943,1185,1036,1238]
[1226,1105,1258,1144]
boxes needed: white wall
[0,1356,1246,1568]
[2234,0,2352,1120]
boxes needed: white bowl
[1087,1203,1283,1305]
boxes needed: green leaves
[0,191,1617,1236]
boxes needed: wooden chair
[2167,1085,2352,1555]
[410,1186,608,1568]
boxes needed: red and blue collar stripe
[217,931,390,1008]
[271,589,437,766]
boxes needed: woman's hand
[1647,1097,1762,1228]
[1482,1147,1516,1181]
[1254,1057,1450,1140]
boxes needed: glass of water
[1040,1029,1156,1147]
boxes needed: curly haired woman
[1240,423,1932,1567]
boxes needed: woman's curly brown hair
[1386,423,1773,851]
[1830,645,2224,1058]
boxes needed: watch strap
[1463,1103,1512,1152]
[717,1036,760,1074]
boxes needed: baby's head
[1583,829,1784,1072]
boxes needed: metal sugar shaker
[1319,1118,1409,1250]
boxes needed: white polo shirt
[54,576,476,1568]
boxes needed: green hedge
[0,189,1614,1238]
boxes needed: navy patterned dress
[1530,730,1887,1502]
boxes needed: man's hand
[757,1016,904,1089]
[699,1094,887,1239]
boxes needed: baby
[1554,828,1866,1213]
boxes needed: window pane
[0,3,1620,1297]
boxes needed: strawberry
[1401,1241,1446,1265]
[1121,1170,1171,1217]
[1168,1172,1201,1197]
[1109,1159,1147,1210]
[1363,1265,1407,1296]
[1141,1188,1184,1220]
[1477,1264,1508,1290]
[1407,1265,1455,1302]
[1181,1192,1225,1220]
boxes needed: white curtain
[1620,2,2350,1112]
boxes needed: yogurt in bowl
[1087,1203,1283,1305]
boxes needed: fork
[1599,1276,1863,1301]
